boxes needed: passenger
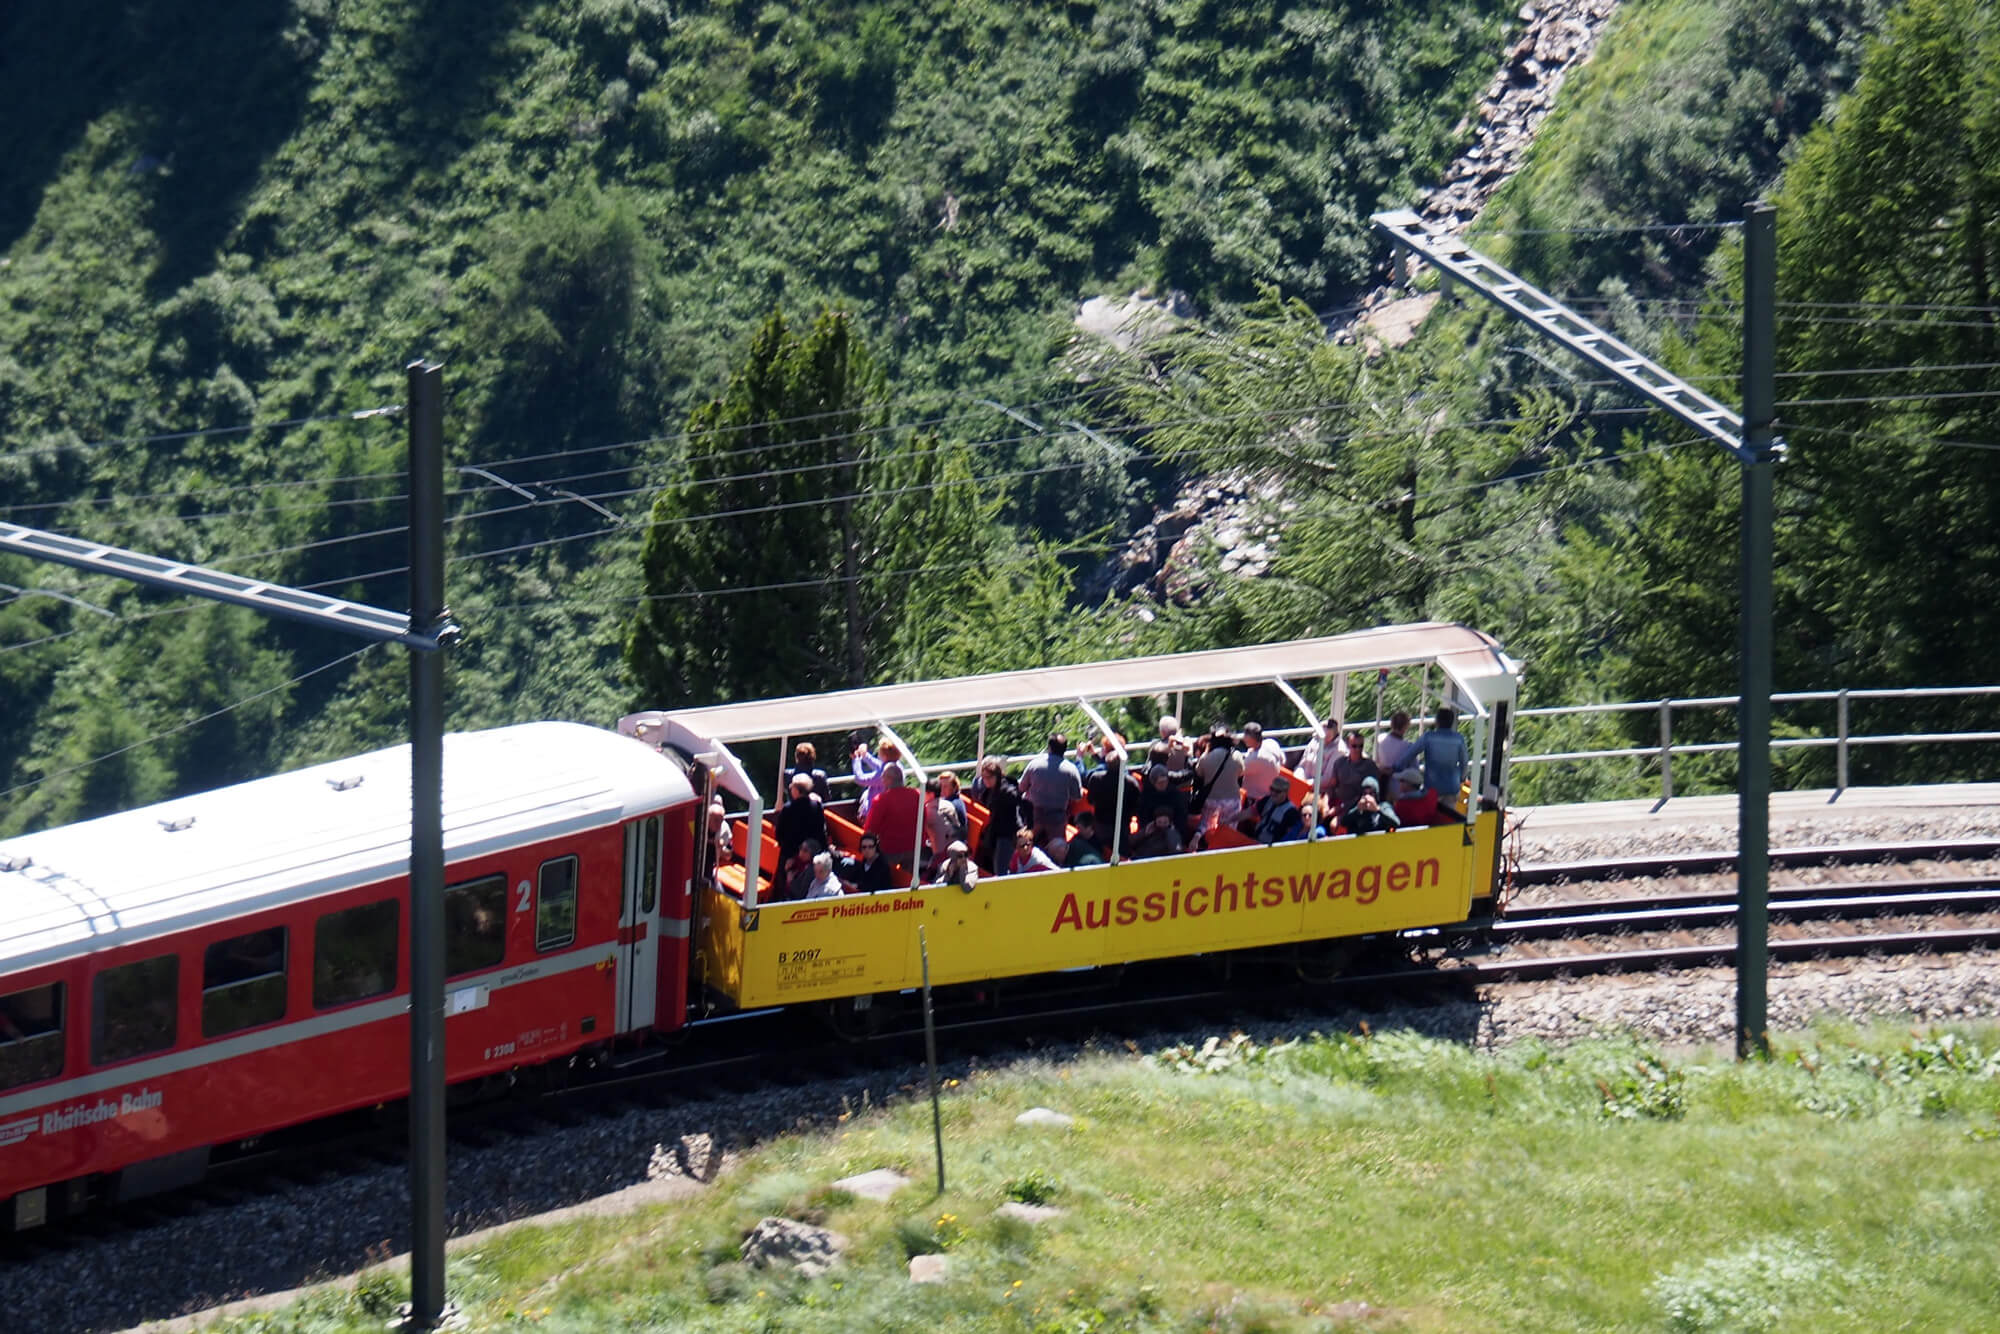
[1086,740,1140,842]
[1251,784,1306,844]
[1074,736,1102,779]
[929,839,979,892]
[1415,705,1471,818]
[1063,831,1106,868]
[1340,777,1402,835]
[1298,718,1343,805]
[706,798,735,883]
[922,774,968,873]
[1019,732,1084,844]
[1129,808,1186,859]
[850,735,902,821]
[1239,721,1287,803]
[1158,715,1195,795]
[1069,808,1110,863]
[803,850,845,899]
[969,756,1023,874]
[1374,710,1421,800]
[1299,797,1330,841]
[1192,723,1244,833]
[837,833,895,894]
[782,838,824,901]
[775,772,827,870]
[1136,761,1190,838]
[785,742,832,802]
[1330,729,1383,811]
[862,762,923,869]
[1005,828,1061,875]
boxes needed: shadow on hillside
[387,0,541,170]
[0,0,315,291]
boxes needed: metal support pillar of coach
[1371,202,1784,1058]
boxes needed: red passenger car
[0,723,695,1230]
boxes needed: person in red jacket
[862,762,923,870]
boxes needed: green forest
[1,0,1995,834]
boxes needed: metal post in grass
[919,925,946,1195]
[404,359,455,1329]
[1736,203,1779,1059]
[1370,204,1785,1062]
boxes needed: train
[0,621,1518,1231]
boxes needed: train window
[446,875,507,976]
[202,926,288,1039]
[0,982,64,1091]
[92,955,179,1067]
[313,899,399,1009]
[536,857,578,951]
[639,817,661,914]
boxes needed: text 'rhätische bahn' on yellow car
[0,621,1515,1229]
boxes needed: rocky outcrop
[1419,0,1621,232]
[1082,1,1623,604]
[1088,472,1294,608]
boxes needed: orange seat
[1205,824,1258,850]
[825,810,864,853]
[1280,765,1311,806]
[964,799,990,854]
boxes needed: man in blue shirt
[1415,706,1470,818]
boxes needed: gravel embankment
[14,807,1995,1334]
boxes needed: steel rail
[1512,838,2000,886]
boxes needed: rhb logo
[788,906,831,923]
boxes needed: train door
[617,816,663,1033]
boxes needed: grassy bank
[200,1022,1999,1332]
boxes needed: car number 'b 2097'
[776,949,819,965]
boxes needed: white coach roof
[657,622,1516,744]
[0,723,692,976]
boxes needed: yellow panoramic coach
[619,622,1519,1018]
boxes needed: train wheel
[1293,937,1365,985]
[822,991,900,1043]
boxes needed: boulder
[1014,1107,1075,1130]
[832,1168,911,1202]
[740,1216,847,1278]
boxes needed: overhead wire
[0,406,403,467]
[0,643,380,802]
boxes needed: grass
[200,1019,2000,1332]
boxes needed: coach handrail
[1512,685,2000,798]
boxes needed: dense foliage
[2,0,1989,830]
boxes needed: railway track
[1510,836,2000,886]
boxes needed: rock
[647,1132,717,1182]
[740,1217,847,1278]
[908,1254,951,1283]
[997,1201,1066,1224]
[832,1168,911,1202]
[1014,1107,1075,1130]
[1074,290,1192,352]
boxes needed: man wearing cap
[929,839,979,892]
[1339,776,1401,835]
